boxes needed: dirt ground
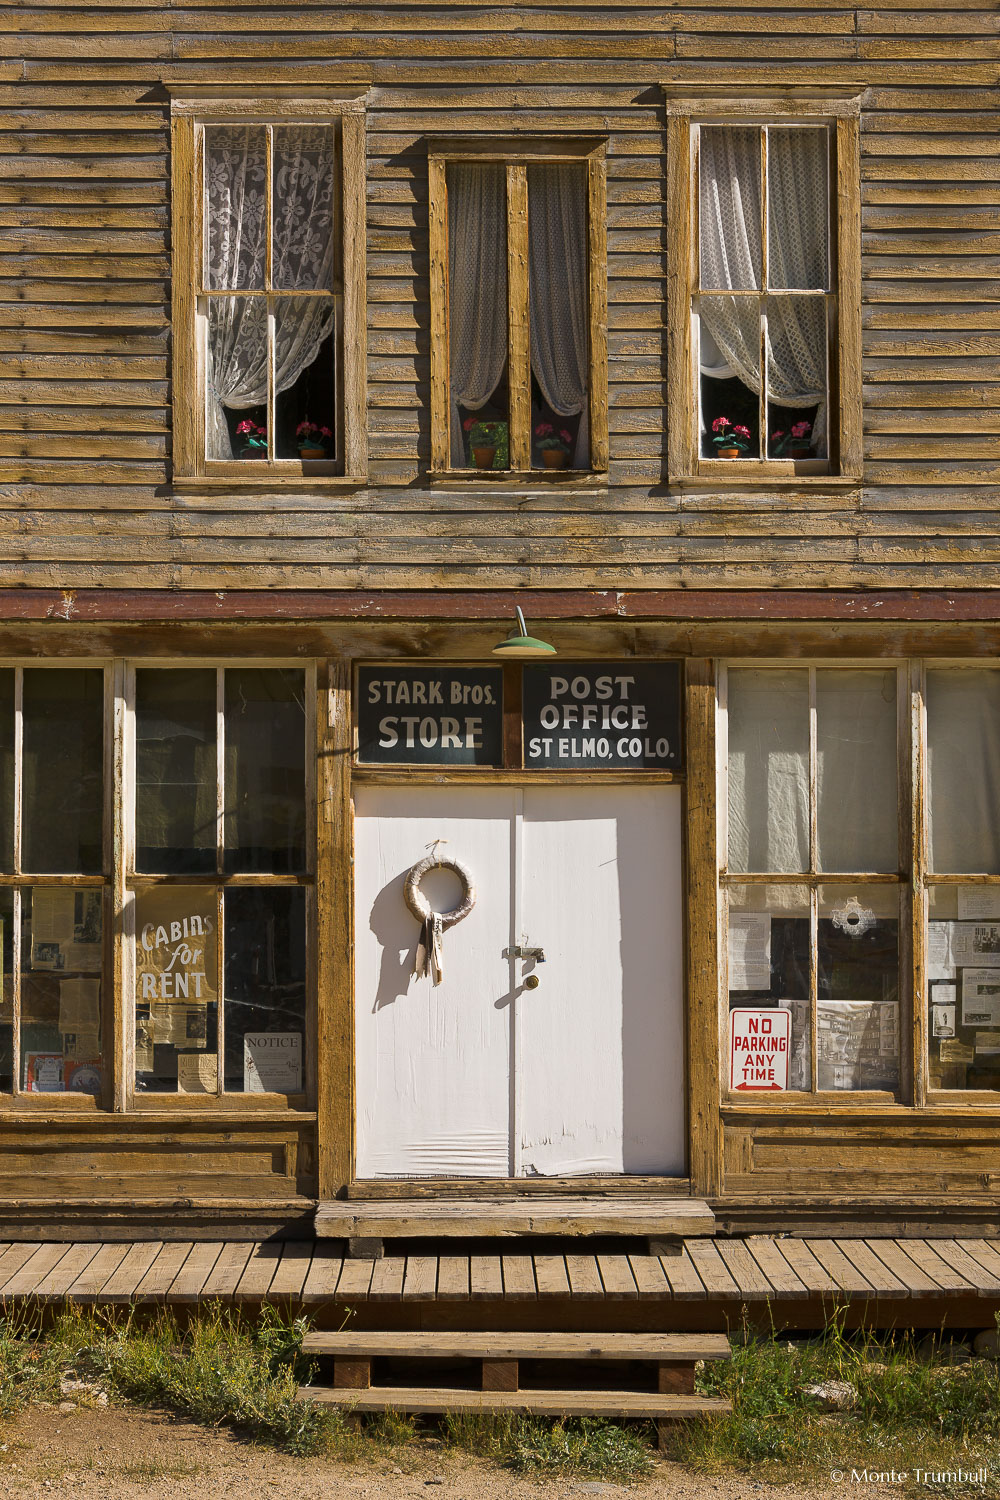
[0,1404,907,1500]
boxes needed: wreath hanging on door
[404,849,477,985]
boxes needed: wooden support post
[658,1362,695,1395]
[348,1237,384,1261]
[333,1359,371,1390]
[649,1238,684,1257]
[317,660,354,1202]
[482,1359,519,1392]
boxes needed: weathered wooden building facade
[1,0,999,1250]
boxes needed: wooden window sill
[171,475,367,492]
[674,472,860,490]
[430,470,608,489]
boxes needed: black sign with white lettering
[357,666,504,766]
[522,662,683,769]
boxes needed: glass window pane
[272,125,335,291]
[727,669,809,873]
[817,884,899,1093]
[728,883,811,1091]
[927,884,1000,1092]
[447,163,509,469]
[205,125,266,291]
[134,887,218,1093]
[816,670,897,873]
[767,127,829,291]
[765,297,828,459]
[135,670,217,875]
[22,886,103,1096]
[700,299,761,458]
[223,669,306,874]
[273,298,336,460]
[527,164,588,470]
[0,670,14,874]
[927,669,1000,874]
[22,669,104,875]
[224,887,306,1093]
[206,296,268,462]
[699,127,761,291]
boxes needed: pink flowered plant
[710,416,751,453]
[236,419,267,451]
[771,418,813,457]
[534,420,573,455]
[296,419,332,450]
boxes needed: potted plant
[296,419,333,459]
[534,421,574,470]
[464,417,508,471]
[711,416,752,458]
[770,419,814,459]
[236,419,267,460]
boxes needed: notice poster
[940,1039,974,1065]
[135,1014,155,1073]
[962,969,1000,1026]
[24,1053,63,1092]
[58,977,100,1033]
[959,888,1000,921]
[927,922,955,981]
[177,1052,216,1094]
[135,891,215,1058]
[779,997,811,1090]
[150,1001,208,1048]
[31,890,101,973]
[816,1001,899,1091]
[65,1060,101,1095]
[932,1004,957,1039]
[976,1030,1000,1055]
[729,1008,790,1091]
[62,1030,100,1061]
[952,924,1000,968]
[243,1032,303,1094]
[728,913,772,991]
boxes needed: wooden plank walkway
[0,1237,999,1308]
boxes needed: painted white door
[353,783,684,1177]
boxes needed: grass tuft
[441,1411,655,1479]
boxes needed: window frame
[170,93,368,487]
[666,96,863,486]
[427,139,609,479]
[718,660,911,1105]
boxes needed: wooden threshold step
[300,1386,732,1419]
[315,1196,715,1247]
[303,1331,732,1362]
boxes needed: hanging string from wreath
[404,840,477,985]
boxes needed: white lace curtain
[205,125,336,460]
[528,165,589,468]
[447,163,589,467]
[698,126,829,446]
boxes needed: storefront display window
[724,666,902,1096]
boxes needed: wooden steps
[299,1329,732,1440]
[314,1196,716,1257]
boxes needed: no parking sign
[729,1008,790,1091]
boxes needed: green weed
[440,1411,655,1479]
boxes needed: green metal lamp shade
[492,606,557,657]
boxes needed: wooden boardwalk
[2,1237,1000,1328]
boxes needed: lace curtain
[528,165,589,468]
[699,126,829,446]
[448,164,508,465]
[205,125,336,460]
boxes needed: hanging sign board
[357,666,504,766]
[729,1008,790,1091]
[522,662,682,770]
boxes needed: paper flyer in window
[927,922,955,981]
[150,1001,208,1049]
[135,890,216,1011]
[728,912,771,991]
[176,1052,217,1094]
[939,1039,974,1065]
[951,924,1000,968]
[816,1001,899,1092]
[958,888,1000,922]
[931,1004,956,1039]
[62,1030,100,1062]
[23,1053,63,1092]
[961,970,1000,1026]
[58,976,100,1032]
[30,888,74,971]
[778,997,811,1090]
[64,1060,101,1095]
[68,890,102,972]
[243,1032,303,1094]
[135,1013,155,1074]
[975,1030,1000,1055]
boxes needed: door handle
[503,945,546,963]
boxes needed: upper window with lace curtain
[170,97,367,483]
[428,146,608,476]
[666,103,862,484]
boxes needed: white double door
[354,783,684,1178]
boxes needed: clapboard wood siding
[0,16,995,587]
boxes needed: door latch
[503,945,546,963]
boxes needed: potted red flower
[464,417,508,470]
[296,419,333,459]
[711,416,752,458]
[770,420,814,459]
[534,421,574,470]
[236,419,267,460]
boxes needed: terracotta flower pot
[541,449,569,469]
[299,445,326,459]
[240,447,266,460]
[472,446,496,470]
[716,446,741,458]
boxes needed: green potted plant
[770,419,813,458]
[534,421,574,470]
[711,416,752,458]
[463,417,508,471]
[236,419,267,460]
[296,419,333,459]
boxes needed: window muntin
[724,665,902,1097]
[131,667,309,1098]
[430,147,607,475]
[696,124,833,468]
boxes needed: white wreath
[403,854,477,930]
